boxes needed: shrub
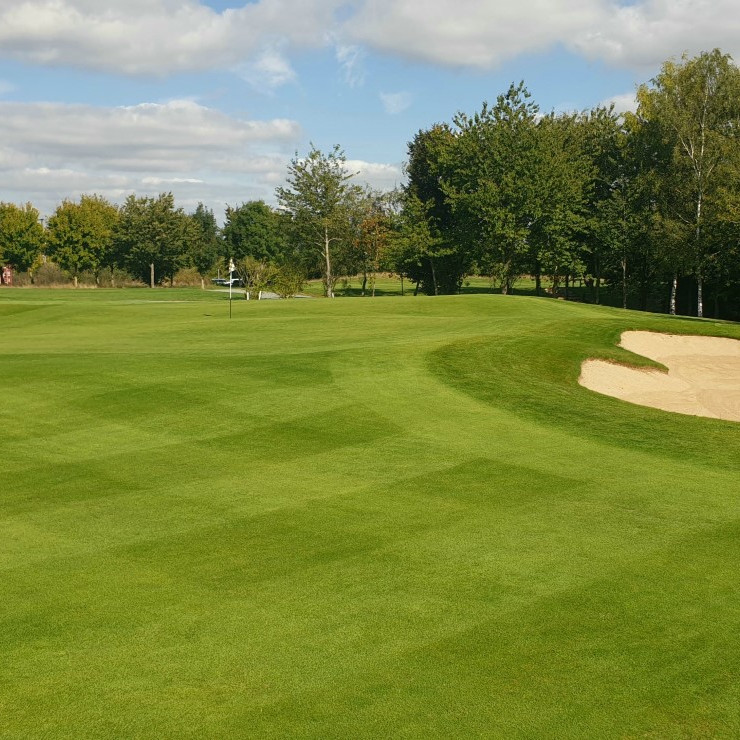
[172,267,202,287]
[273,265,305,298]
[32,262,71,286]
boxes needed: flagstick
[228,258,234,319]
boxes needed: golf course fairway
[2,289,739,738]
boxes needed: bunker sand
[580,331,740,422]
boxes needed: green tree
[635,49,740,316]
[235,256,278,299]
[276,144,362,298]
[114,193,195,286]
[392,192,449,295]
[579,106,632,304]
[0,202,44,272]
[404,124,466,294]
[526,112,593,298]
[272,264,305,298]
[45,195,119,286]
[222,201,286,263]
[189,203,221,289]
[350,189,393,296]
[445,83,542,294]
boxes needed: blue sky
[0,0,737,221]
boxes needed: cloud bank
[0,0,737,77]
[0,99,301,216]
[0,99,400,218]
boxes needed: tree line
[399,49,740,319]
[2,49,740,319]
[0,157,400,297]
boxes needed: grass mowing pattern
[1,289,740,737]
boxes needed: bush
[98,268,142,288]
[32,262,71,286]
[10,271,32,287]
[273,265,305,298]
[172,267,203,287]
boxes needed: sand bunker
[579,331,740,422]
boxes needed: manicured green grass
[1,288,739,738]
[301,274,534,297]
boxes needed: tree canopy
[0,202,44,272]
[45,195,119,285]
[276,144,362,297]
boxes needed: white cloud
[0,79,14,96]
[141,177,205,186]
[347,0,606,69]
[346,0,740,72]
[379,91,412,115]
[0,98,401,218]
[336,43,366,87]
[345,160,404,191]
[0,0,344,76]
[235,44,297,91]
[0,99,303,218]
[0,1,738,79]
[601,91,638,114]
[574,0,740,70]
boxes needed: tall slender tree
[189,203,221,289]
[276,145,361,298]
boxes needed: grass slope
[1,288,739,738]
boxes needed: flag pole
[228,258,235,319]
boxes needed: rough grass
[1,288,739,738]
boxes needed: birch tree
[276,145,361,298]
[636,49,740,316]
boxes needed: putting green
[1,288,739,738]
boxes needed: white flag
[228,259,235,273]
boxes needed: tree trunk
[400,275,404,296]
[697,269,704,318]
[500,261,512,295]
[73,274,78,288]
[621,255,627,309]
[150,263,155,289]
[201,277,205,290]
[413,280,419,296]
[429,258,438,296]
[669,273,678,315]
[595,255,601,304]
[361,270,367,296]
[324,226,333,298]
[695,190,703,317]
[371,271,376,298]
[535,270,541,297]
